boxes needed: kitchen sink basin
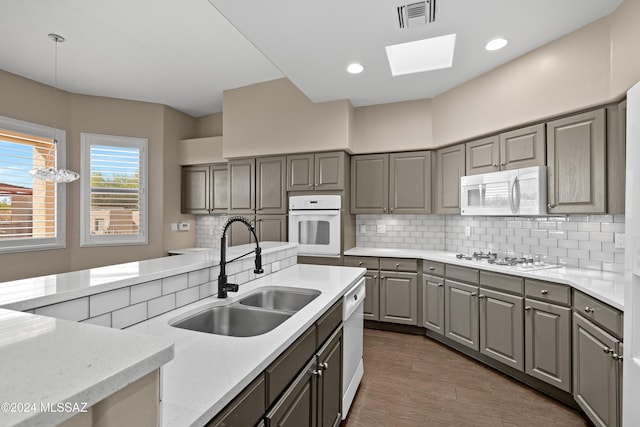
[170,305,292,337]
[238,288,320,312]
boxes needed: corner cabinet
[546,108,606,214]
[181,164,228,214]
[287,151,346,191]
[435,144,465,214]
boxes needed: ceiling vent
[397,1,436,29]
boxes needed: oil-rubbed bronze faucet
[217,216,264,298]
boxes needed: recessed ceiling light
[485,38,508,51]
[385,33,456,77]
[347,63,364,74]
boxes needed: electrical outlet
[376,224,386,234]
[360,224,367,234]
[615,233,625,249]
[465,226,471,237]
[170,223,178,231]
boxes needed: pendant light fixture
[29,33,79,183]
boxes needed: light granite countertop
[0,309,174,427]
[129,263,366,427]
[0,242,296,312]
[344,247,626,310]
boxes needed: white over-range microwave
[460,166,547,216]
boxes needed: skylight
[385,33,456,76]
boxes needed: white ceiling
[0,0,623,118]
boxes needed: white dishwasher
[342,277,365,419]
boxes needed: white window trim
[80,133,148,247]
[0,115,66,254]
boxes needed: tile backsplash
[357,214,625,273]
[195,214,228,249]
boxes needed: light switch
[178,222,190,231]
[465,226,471,237]
[360,224,367,234]
[170,223,178,231]
[615,233,625,249]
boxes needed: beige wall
[0,70,198,281]
[195,112,223,137]
[352,99,433,153]
[223,78,352,158]
[610,0,640,98]
[162,106,197,253]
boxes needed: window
[0,115,67,253]
[80,133,148,246]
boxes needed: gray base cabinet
[573,312,622,427]
[363,271,380,321]
[524,298,572,392]
[266,328,343,427]
[380,271,418,325]
[445,279,479,351]
[422,274,444,335]
[479,288,523,371]
[207,374,266,427]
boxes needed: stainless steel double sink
[169,287,320,337]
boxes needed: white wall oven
[288,195,341,257]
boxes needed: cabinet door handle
[492,163,498,168]
[358,261,363,266]
[547,203,556,209]
[584,306,594,313]
[437,283,443,287]
[540,290,548,295]
[383,207,387,213]
[500,161,506,167]
[524,306,532,311]
[428,267,435,271]
[380,276,385,280]
[603,346,614,354]
[395,263,400,267]
[478,294,486,299]
[612,353,623,361]
[374,275,378,279]
[319,362,329,370]
[471,292,477,297]
[312,369,323,377]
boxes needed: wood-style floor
[343,328,589,427]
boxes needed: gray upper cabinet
[256,156,286,214]
[479,287,524,371]
[466,124,545,175]
[444,279,479,351]
[466,135,499,175]
[435,144,465,214]
[350,154,389,214]
[607,101,626,214]
[287,151,346,192]
[547,108,606,214]
[257,214,287,243]
[351,151,431,214]
[228,158,256,213]
[181,164,227,214]
[573,312,622,427]
[389,151,432,214]
[182,165,209,214]
[499,123,546,171]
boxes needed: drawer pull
[358,262,363,266]
[395,263,400,267]
[524,306,532,311]
[478,294,486,299]
[540,290,548,295]
[603,346,614,354]
[584,306,594,313]
[428,267,435,271]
